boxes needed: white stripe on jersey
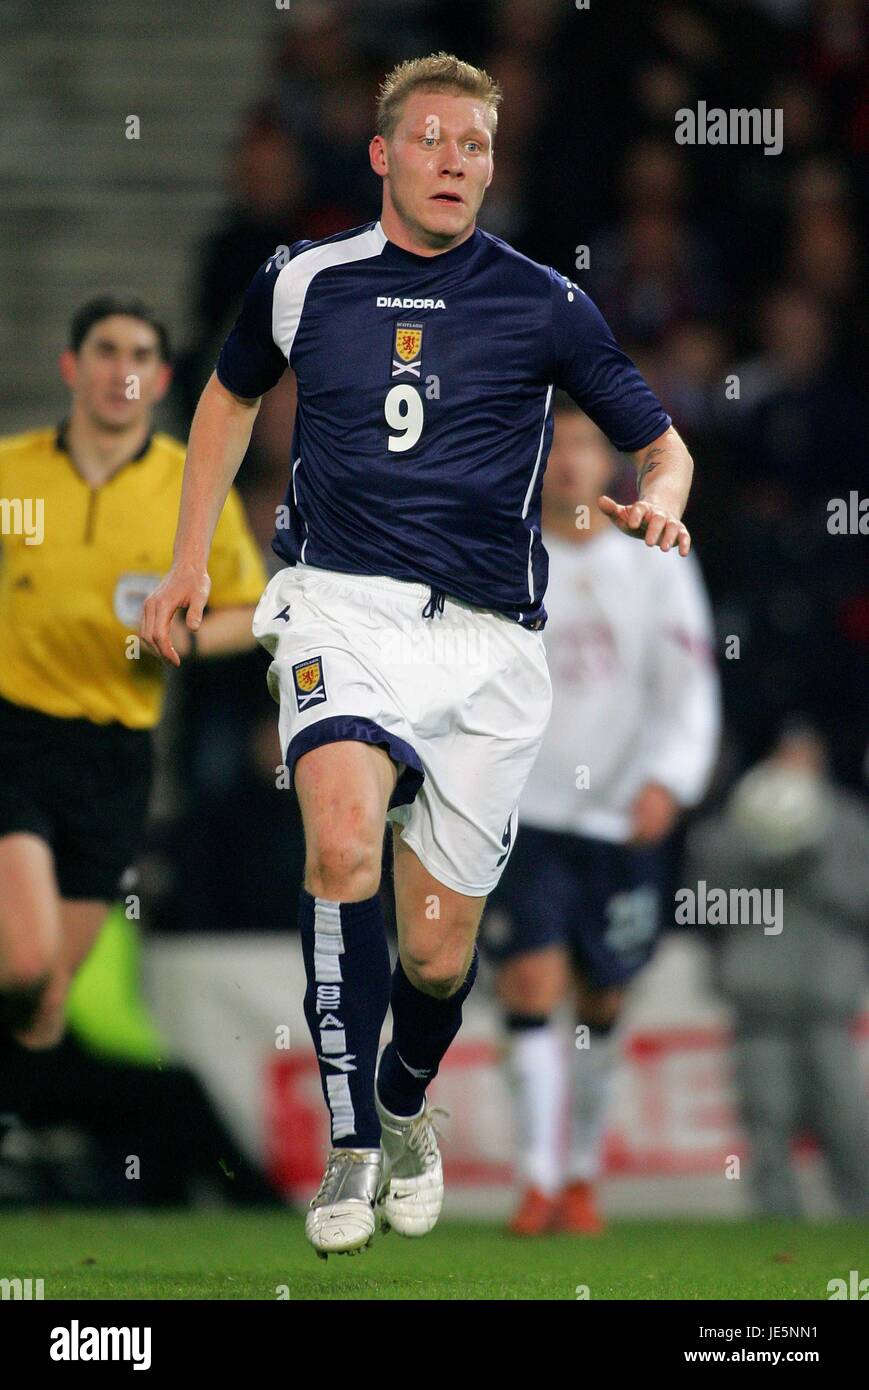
[275,227,387,570]
[291,456,307,561]
[522,384,554,603]
[272,222,388,363]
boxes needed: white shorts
[252,563,552,897]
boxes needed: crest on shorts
[292,656,327,711]
[392,322,423,377]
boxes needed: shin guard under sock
[299,888,391,1148]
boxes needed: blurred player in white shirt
[484,395,721,1234]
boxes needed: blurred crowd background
[1,0,866,1211]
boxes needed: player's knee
[305,831,381,901]
[404,953,467,999]
[499,955,558,1014]
[581,989,623,1030]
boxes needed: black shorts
[0,694,154,900]
[483,824,665,989]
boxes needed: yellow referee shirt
[0,426,268,728]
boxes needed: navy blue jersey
[216,220,671,627]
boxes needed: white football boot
[305,1148,381,1259]
[375,1059,445,1237]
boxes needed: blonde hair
[376,52,502,142]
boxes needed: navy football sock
[299,888,391,1149]
[505,1012,550,1032]
[377,947,479,1118]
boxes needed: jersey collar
[55,419,154,477]
[376,220,482,269]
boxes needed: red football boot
[557,1180,605,1234]
[508,1186,559,1235]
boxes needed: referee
[0,295,267,1050]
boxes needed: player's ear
[485,153,494,189]
[58,348,77,390]
[152,362,173,403]
[369,134,388,179]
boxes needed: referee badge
[292,656,327,711]
[113,572,162,626]
[392,322,423,377]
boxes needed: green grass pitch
[0,1210,864,1299]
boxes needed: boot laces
[407,1105,449,1167]
[313,1148,374,1204]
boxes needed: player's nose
[439,141,464,173]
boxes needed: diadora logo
[376,296,446,309]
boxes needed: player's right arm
[142,255,290,665]
[140,373,261,665]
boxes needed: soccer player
[486,398,720,1235]
[142,53,695,1258]
[0,295,266,1055]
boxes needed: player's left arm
[547,270,694,555]
[598,425,694,556]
